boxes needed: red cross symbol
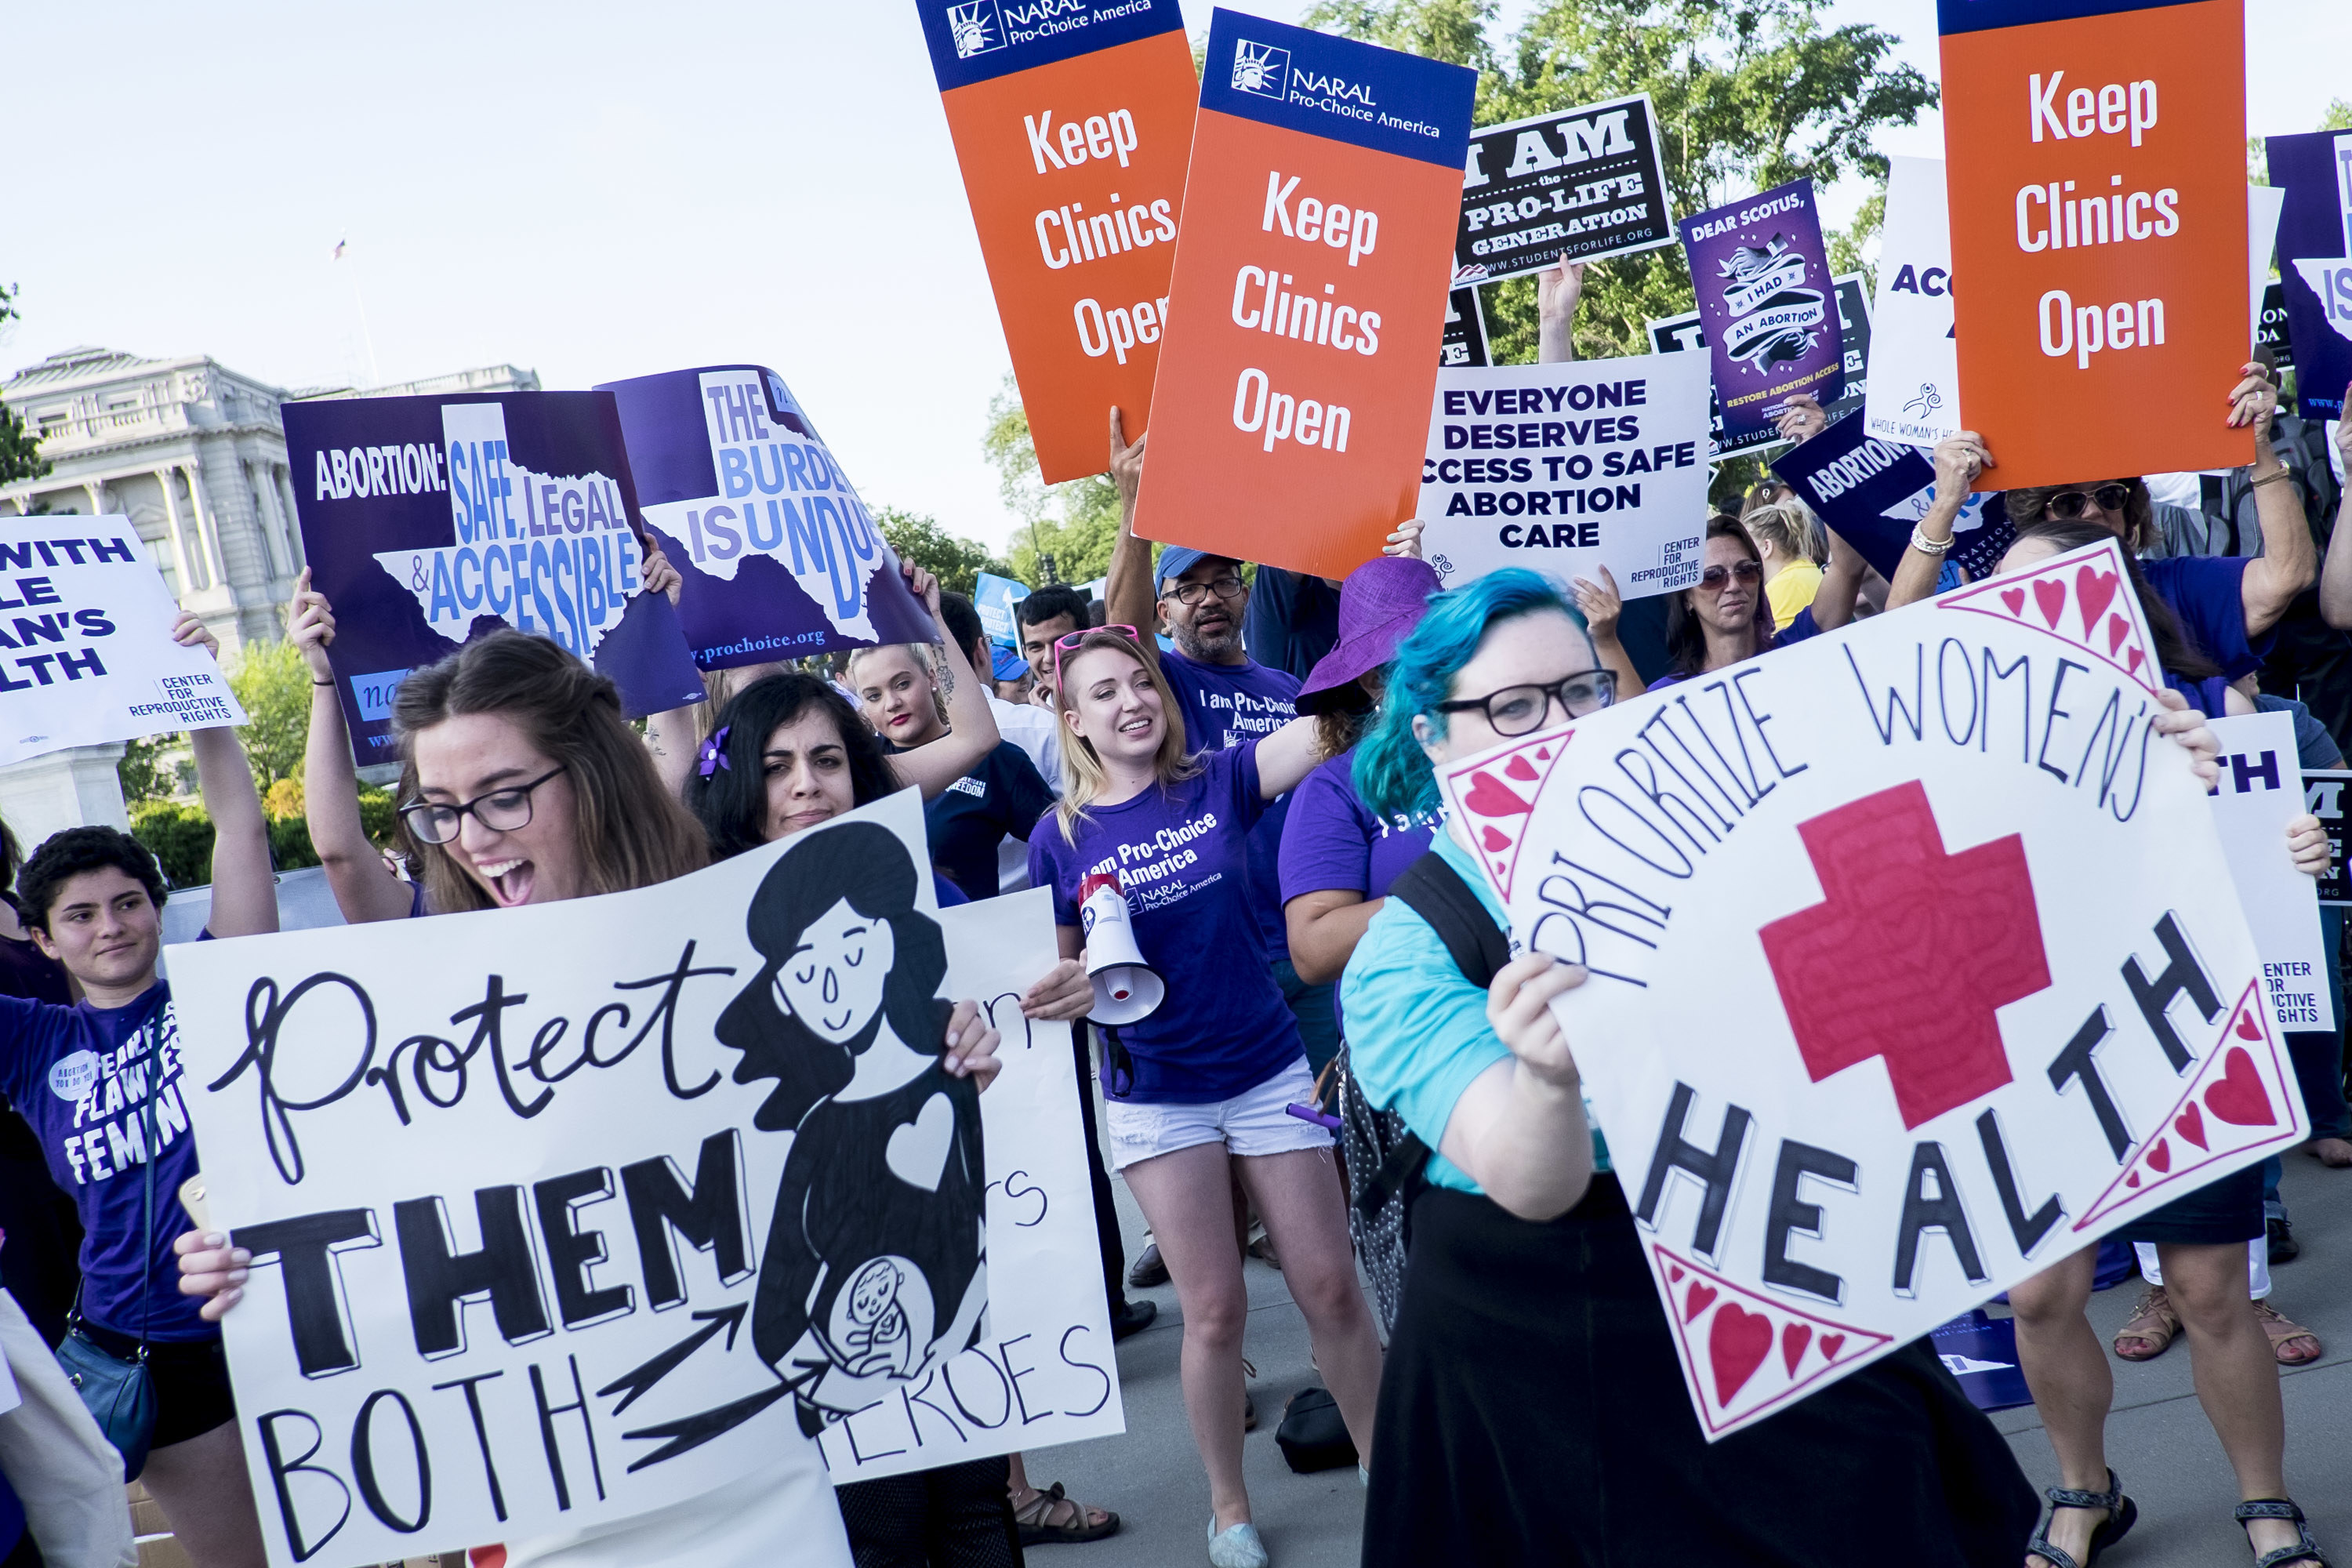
[1760,781,2050,1130]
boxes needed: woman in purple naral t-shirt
[1277,558,1443,1016]
[1029,626,1385,1568]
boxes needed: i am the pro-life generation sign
[1439,537,2302,1439]
[1452,95,1675,284]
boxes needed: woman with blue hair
[1339,568,2042,1566]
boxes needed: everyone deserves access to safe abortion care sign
[914,0,1199,485]
[173,789,1122,1568]
[1439,535,2301,1438]
[0,515,246,766]
[1416,351,1712,598]
[281,392,706,762]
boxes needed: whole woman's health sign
[1939,0,2250,488]
[1133,10,1475,580]
[1439,535,2302,1439]
[916,0,1200,485]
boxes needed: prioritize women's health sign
[1939,0,2250,487]
[915,0,1199,485]
[1439,537,2301,1438]
[1134,10,1474,579]
[173,789,1121,1568]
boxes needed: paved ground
[1021,1146,2352,1568]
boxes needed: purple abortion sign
[597,365,933,670]
[282,391,707,764]
[1677,178,1844,445]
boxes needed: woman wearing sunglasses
[1341,568,2050,1566]
[1888,364,2311,684]
[1029,619,1383,1568]
[1650,515,1864,691]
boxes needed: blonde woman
[1742,497,1826,632]
[1028,625,1384,1568]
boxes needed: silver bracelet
[1909,525,1954,555]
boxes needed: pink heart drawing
[2106,614,2129,655]
[2174,1102,2209,1150]
[1780,1323,1812,1376]
[2033,579,2067,627]
[1708,1305,1773,1406]
[1504,753,1539,782]
[2074,566,2119,635]
[1462,772,1531,818]
[2205,1047,2277,1127]
[2000,587,2027,617]
[1684,1281,1717,1322]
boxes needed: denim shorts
[1102,1057,1333,1171]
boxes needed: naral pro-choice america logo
[1714,236,1828,374]
[1232,38,1290,99]
[947,0,1007,59]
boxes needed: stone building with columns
[0,346,539,653]
[0,347,538,850]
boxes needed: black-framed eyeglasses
[2045,483,2132,520]
[399,766,568,845]
[1165,574,1245,607]
[1436,670,1617,736]
[1697,559,1763,591]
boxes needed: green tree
[117,733,181,803]
[129,799,214,890]
[227,637,311,793]
[1306,0,1935,363]
[982,379,1122,587]
[0,284,49,488]
[874,506,1007,598]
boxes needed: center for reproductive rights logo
[948,0,1005,58]
[1232,40,1290,98]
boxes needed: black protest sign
[2259,281,2293,368]
[1441,287,1490,368]
[2307,768,2349,906]
[1454,94,1674,283]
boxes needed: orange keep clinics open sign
[1134,12,1476,579]
[916,2,1198,485]
[1940,0,2249,489]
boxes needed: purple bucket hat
[1296,555,1443,715]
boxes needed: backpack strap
[1386,849,1512,990]
[1348,848,1512,1221]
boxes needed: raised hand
[643,548,684,606]
[1385,517,1426,559]
[1930,430,1995,507]
[1570,564,1624,642]
[286,567,336,681]
[1775,394,1828,445]
[1109,405,1147,511]
[170,609,220,662]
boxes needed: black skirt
[1363,1178,2038,1568]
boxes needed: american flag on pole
[332,238,347,260]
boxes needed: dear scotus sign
[1939,0,2251,486]
[1133,10,1474,578]
[1439,537,2301,1439]
[173,792,1120,1568]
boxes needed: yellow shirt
[1766,558,1824,632]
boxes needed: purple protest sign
[597,366,933,670]
[282,392,708,764]
[1677,178,1844,445]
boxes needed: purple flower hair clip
[698,726,731,779]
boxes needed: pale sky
[2,0,2341,555]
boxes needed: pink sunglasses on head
[1051,624,1142,688]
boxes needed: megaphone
[1079,873,1163,1025]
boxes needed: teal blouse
[1341,825,1610,1194]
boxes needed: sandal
[2254,1301,2323,1366]
[2112,1285,2179,1361]
[2234,1497,2329,1568]
[2027,1468,2138,1568]
[1012,1482,1119,1546]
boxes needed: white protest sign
[1437,537,2303,1439]
[172,789,1120,1568]
[2250,183,2287,343]
[0,514,246,766]
[1418,352,1712,599]
[2209,712,2334,1033]
[1864,156,1961,451]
